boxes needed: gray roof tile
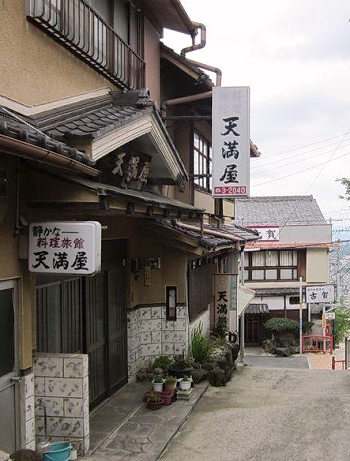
[234,195,327,226]
[0,107,95,166]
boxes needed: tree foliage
[337,178,350,201]
[334,298,350,343]
[264,317,299,333]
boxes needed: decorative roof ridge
[0,107,95,166]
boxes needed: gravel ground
[159,365,350,461]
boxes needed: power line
[251,137,350,174]
[252,151,350,187]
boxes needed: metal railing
[302,334,333,354]
[332,356,346,370]
[26,0,145,89]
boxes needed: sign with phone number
[214,186,247,196]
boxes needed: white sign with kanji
[248,226,280,242]
[305,285,335,304]
[212,86,250,198]
[29,221,101,275]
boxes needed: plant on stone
[191,323,212,363]
[152,356,173,370]
[148,392,163,403]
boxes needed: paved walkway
[80,381,209,461]
[79,346,347,461]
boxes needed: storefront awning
[245,303,269,314]
[237,284,255,317]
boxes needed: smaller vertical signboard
[214,274,238,332]
[29,221,101,275]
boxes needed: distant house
[234,195,336,346]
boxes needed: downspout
[181,22,222,87]
[161,23,222,117]
[181,22,206,56]
[185,59,222,87]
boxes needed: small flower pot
[152,379,165,392]
[147,399,164,410]
[145,392,164,410]
[179,377,192,391]
[164,381,177,394]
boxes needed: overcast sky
[163,1,350,236]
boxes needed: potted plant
[146,392,164,410]
[152,356,173,371]
[164,375,177,393]
[168,354,193,379]
[179,375,192,391]
[151,375,165,392]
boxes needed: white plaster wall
[306,248,329,283]
[127,305,188,378]
[20,373,35,449]
[279,224,331,243]
[34,354,89,456]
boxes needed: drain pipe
[181,22,206,56]
[173,220,243,242]
[186,59,222,87]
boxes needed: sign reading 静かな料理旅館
[29,221,101,275]
[212,86,250,198]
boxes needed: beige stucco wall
[144,17,161,106]
[0,0,113,107]
[222,199,234,219]
[130,230,187,306]
[194,190,214,214]
[306,248,329,283]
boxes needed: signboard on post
[29,221,102,275]
[305,285,335,304]
[212,86,250,198]
[214,274,238,332]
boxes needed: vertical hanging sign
[212,86,250,198]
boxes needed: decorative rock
[275,347,291,357]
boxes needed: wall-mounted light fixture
[166,285,177,321]
[131,257,161,272]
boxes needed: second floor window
[244,250,298,281]
[193,132,212,193]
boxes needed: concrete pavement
[80,381,209,461]
[79,345,347,461]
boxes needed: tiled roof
[170,220,260,250]
[34,90,154,142]
[0,107,95,166]
[234,196,327,226]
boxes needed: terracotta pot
[146,399,164,410]
[164,381,177,393]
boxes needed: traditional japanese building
[0,0,259,454]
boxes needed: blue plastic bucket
[43,442,71,461]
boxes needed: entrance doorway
[36,240,128,409]
[0,280,19,453]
